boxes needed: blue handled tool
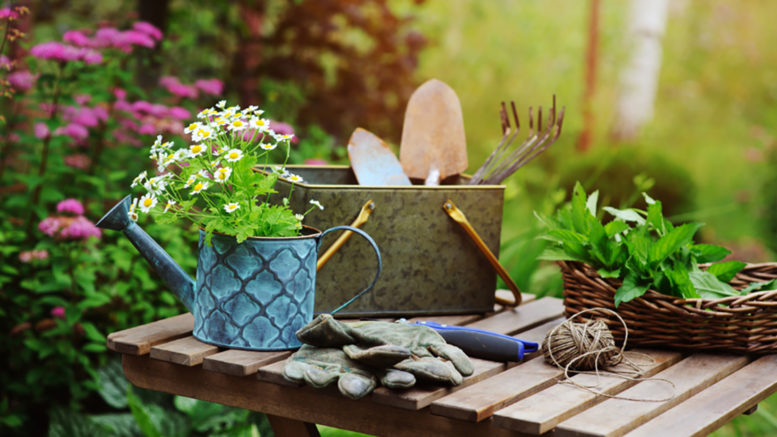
[413,321,539,362]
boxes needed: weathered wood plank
[466,297,564,335]
[554,354,750,437]
[149,336,219,366]
[122,354,527,437]
[491,349,683,434]
[369,317,564,410]
[107,313,193,355]
[256,358,303,386]
[203,349,291,376]
[628,355,777,437]
[430,356,562,421]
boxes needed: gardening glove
[283,345,378,400]
[297,314,474,386]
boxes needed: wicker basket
[559,260,777,354]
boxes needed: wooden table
[108,292,777,436]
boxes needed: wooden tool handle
[442,199,522,307]
[316,200,375,271]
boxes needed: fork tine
[500,101,509,135]
[510,101,520,130]
[538,105,543,132]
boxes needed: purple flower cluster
[30,41,103,65]
[38,199,101,241]
[160,76,224,99]
[61,21,162,53]
[18,249,50,263]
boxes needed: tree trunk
[610,0,670,141]
[576,0,601,153]
[230,0,266,106]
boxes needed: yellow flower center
[197,129,209,137]
[232,120,243,127]
[229,152,239,159]
[257,119,265,126]
[191,145,202,154]
[143,198,153,207]
[218,171,227,180]
[187,123,197,130]
[194,183,203,191]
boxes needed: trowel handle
[316,200,375,271]
[442,199,522,307]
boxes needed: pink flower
[64,106,99,127]
[113,100,133,112]
[168,106,190,120]
[38,217,61,237]
[113,88,127,100]
[0,54,11,69]
[194,79,224,96]
[304,158,329,165]
[51,306,66,318]
[113,130,143,147]
[34,122,50,140]
[63,30,94,47]
[148,103,168,117]
[57,198,85,215]
[122,30,155,48]
[0,8,19,19]
[19,250,50,263]
[167,83,198,99]
[81,49,103,65]
[159,76,180,88]
[138,123,157,135]
[60,216,102,240]
[64,154,91,169]
[30,41,82,62]
[133,21,163,41]
[8,71,35,91]
[94,27,121,48]
[132,100,154,113]
[54,123,89,141]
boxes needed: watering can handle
[317,225,382,315]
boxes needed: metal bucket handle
[316,225,382,314]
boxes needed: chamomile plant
[130,101,323,243]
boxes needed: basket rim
[558,260,777,307]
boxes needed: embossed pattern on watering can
[193,233,317,349]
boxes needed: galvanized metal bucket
[272,165,505,317]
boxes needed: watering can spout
[97,195,195,312]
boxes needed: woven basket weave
[559,260,777,354]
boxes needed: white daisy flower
[189,144,206,157]
[250,117,271,132]
[129,211,139,221]
[163,199,176,213]
[295,213,304,221]
[129,197,139,214]
[184,122,200,134]
[183,175,196,188]
[139,193,158,213]
[213,117,228,128]
[173,148,189,161]
[216,100,227,109]
[224,148,243,162]
[287,173,303,183]
[224,202,240,213]
[214,167,232,183]
[192,127,213,142]
[190,181,209,195]
[274,133,294,142]
[260,142,277,151]
[228,118,247,131]
[143,177,166,194]
[309,199,324,210]
[198,169,211,179]
[131,171,147,188]
[197,108,216,119]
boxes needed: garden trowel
[347,127,411,186]
[400,79,468,185]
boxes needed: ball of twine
[542,308,627,372]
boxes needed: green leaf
[127,388,163,437]
[604,207,646,225]
[537,246,586,262]
[586,189,599,216]
[739,279,777,294]
[706,260,746,282]
[604,220,628,237]
[571,182,591,234]
[689,270,739,299]
[97,359,130,409]
[614,273,649,307]
[645,200,666,235]
[597,268,621,278]
[648,222,702,265]
[691,244,731,263]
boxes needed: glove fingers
[296,313,357,347]
[338,373,377,400]
[343,344,411,367]
[303,366,340,388]
[394,357,463,386]
[380,368,416,389]
[429,343,474,376]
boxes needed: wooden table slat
[429,356,562,421]
[149,335,220,366]
[554,354,751,437]
[628,355,777,437]
[203,349,292,376]
[491,349,684,434]
[465,297,564,335]
[107,313,194,355]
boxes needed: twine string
[543,308,676,402]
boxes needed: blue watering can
[97,195,382,351]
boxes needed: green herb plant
[537,182,772,306]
